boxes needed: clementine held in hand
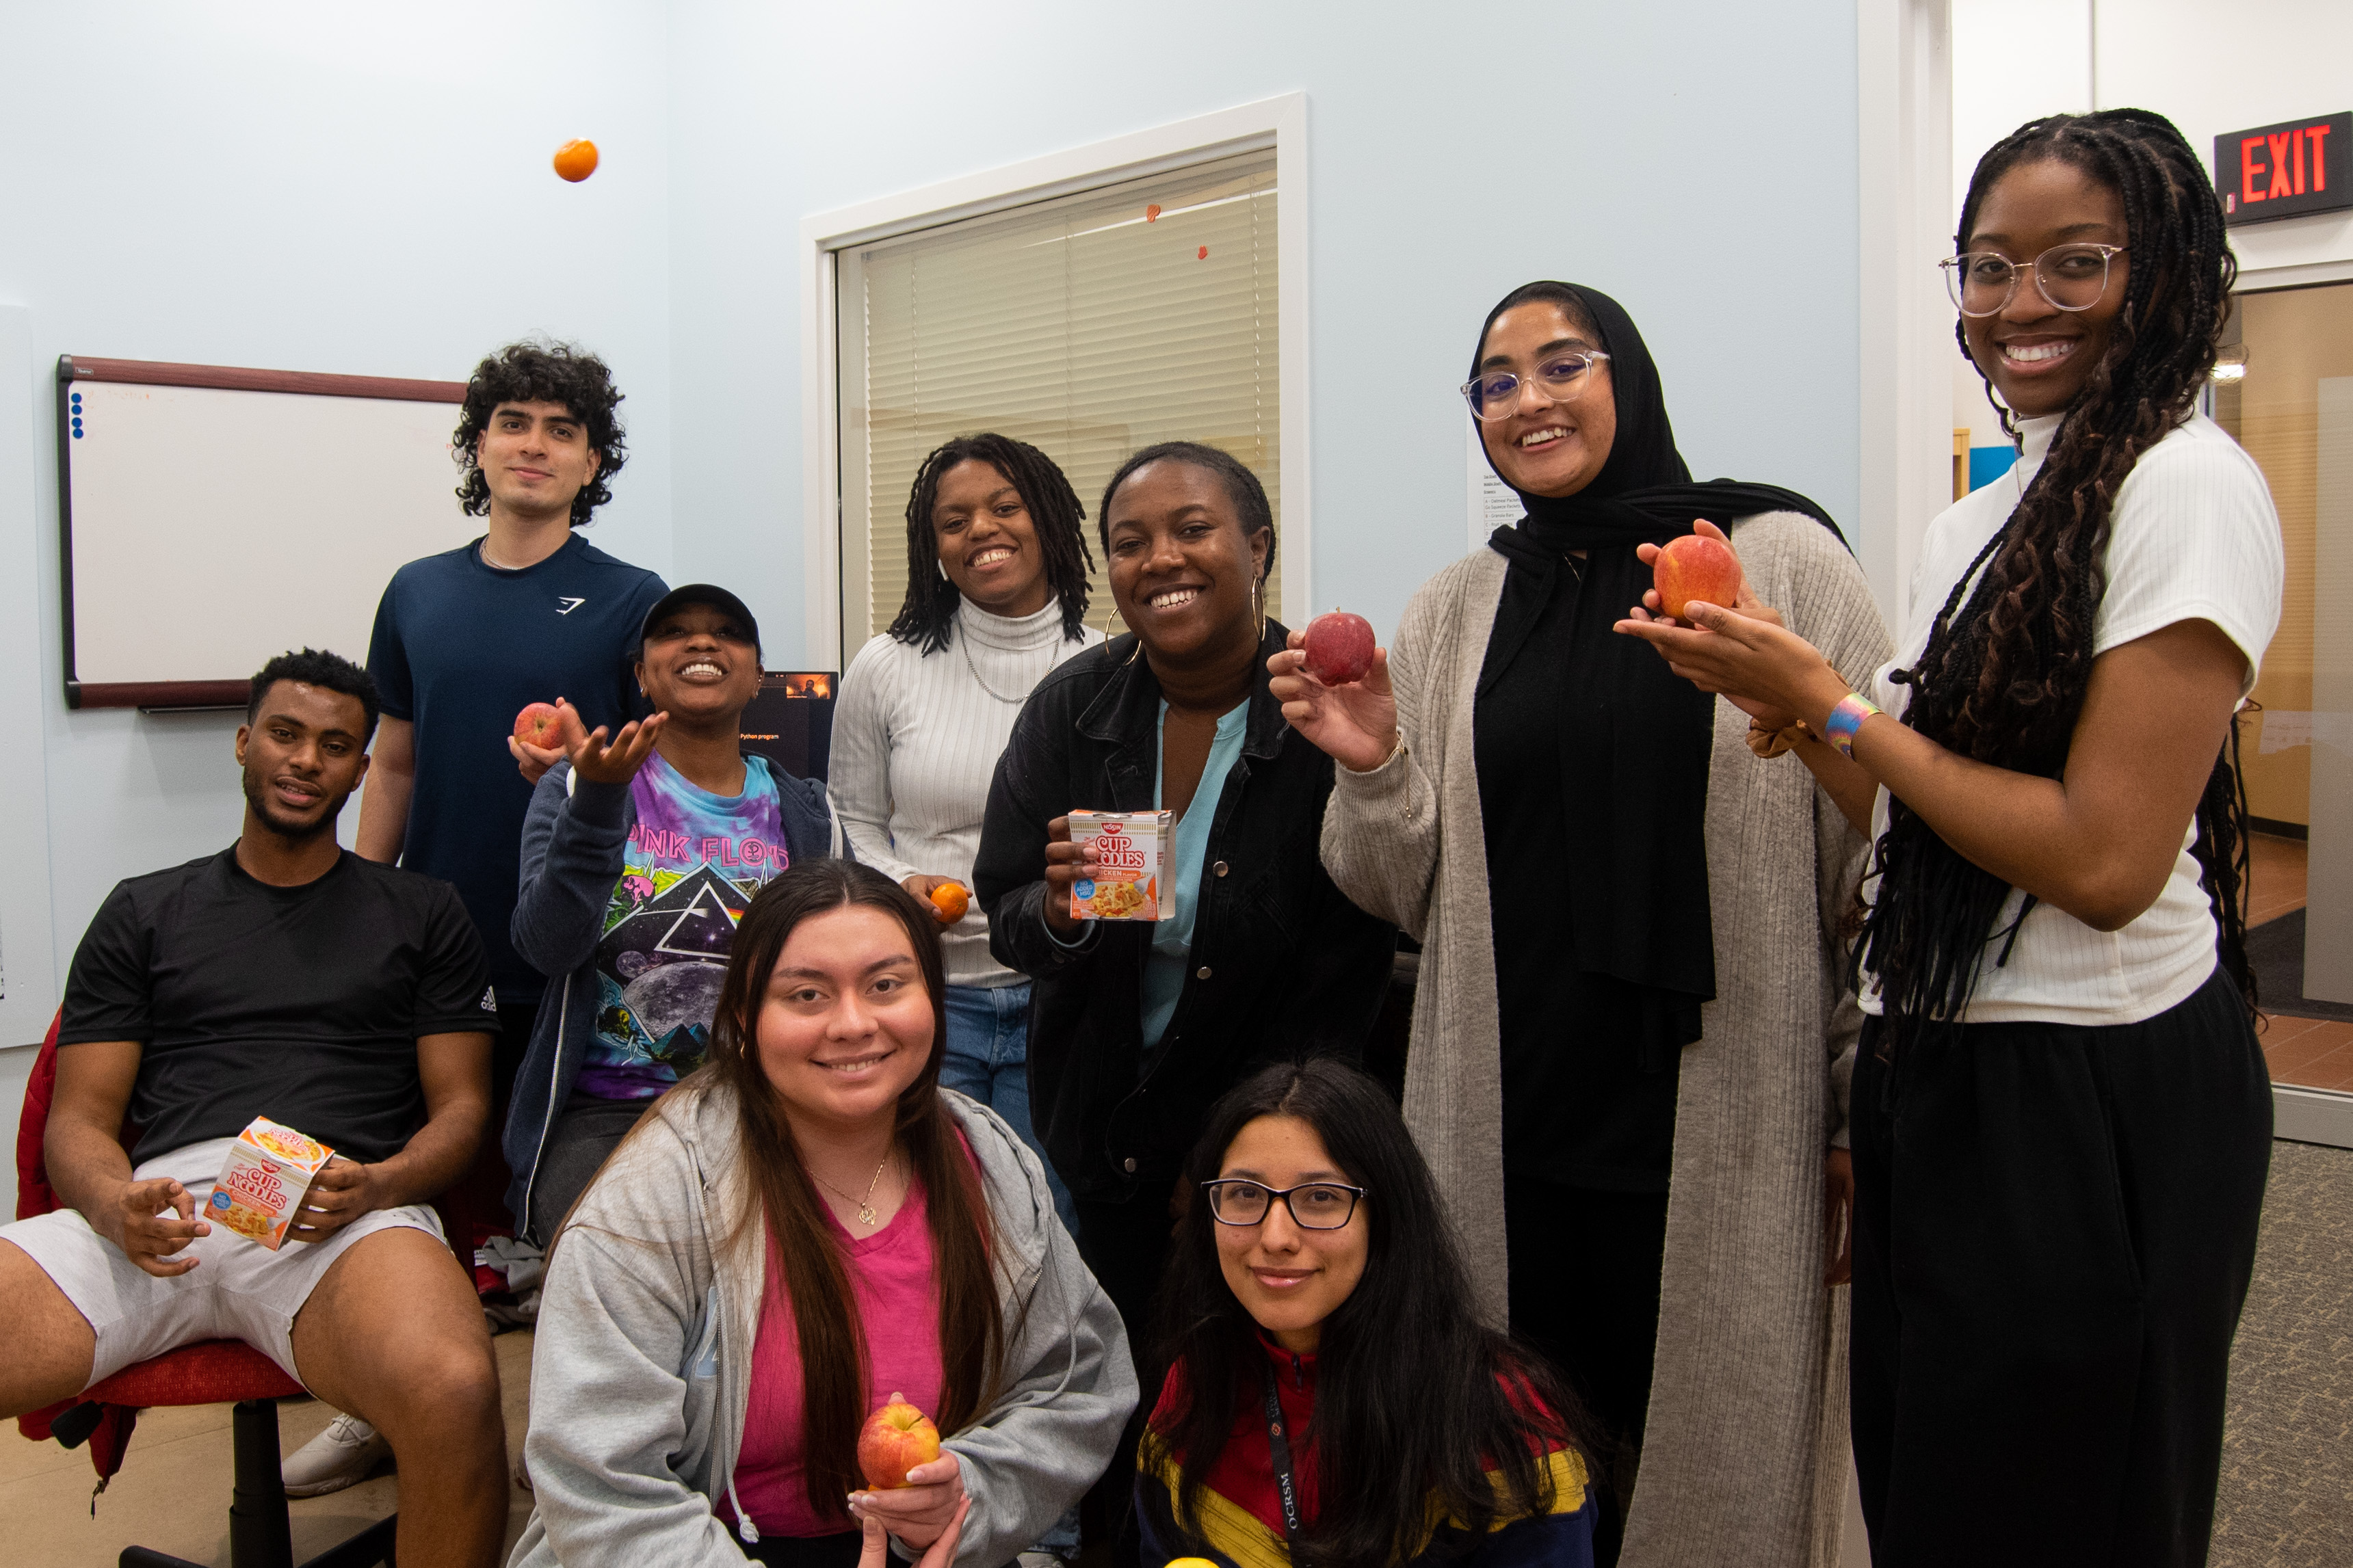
[553,139,599,182]
[929,882,970,925]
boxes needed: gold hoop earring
[1252,577,1266,644]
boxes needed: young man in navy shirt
[311,341,664,1494]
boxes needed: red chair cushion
[14,1009,62,1221]
[85,1340,304,1408]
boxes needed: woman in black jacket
[973,440,1394,1349]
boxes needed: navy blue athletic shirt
[367,533,668,1005]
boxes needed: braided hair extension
[1854,109,2256,1038]
[884,434,1094,654]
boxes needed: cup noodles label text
[207,1116,334,1251]
[1068,810,1173,922]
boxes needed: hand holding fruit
[1619,521,1803,728]
[901,875,971,925]
[551,698,669,786]
[510,702,566,785]
[1268,613,1399,775]
[858,1497,968,1568]
[850,1395,962,1548]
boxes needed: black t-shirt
[59,849,497,1165]
[1473,558,1685,1193]
[367,533,668,1005]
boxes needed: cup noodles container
[1069,810,1174,922]
[208,1117,334,1250]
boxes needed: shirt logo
[556,597,587,615]
[481,986,500,1013]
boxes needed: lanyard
[1261,1361,1307,1568]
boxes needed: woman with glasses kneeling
[1138,1058,1596,1568]
[510,860,1137,1568]
[1273,282,1887,1566]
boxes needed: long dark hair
[1857,108,2255,1035]
[886,433,1094,653]
[1152,1061,1586,1568]
[703,860,1005,1520]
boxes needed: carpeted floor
[2210,1138,2353,1566]
[2246,908,2353,1022]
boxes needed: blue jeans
[938,983,1079,1243]
[940,982,1081,1556]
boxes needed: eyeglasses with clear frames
[1200,1178,1367,1230]
[1940,243,2129,318]
[1459,349,1612,423]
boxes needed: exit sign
[2216,112,2351,226]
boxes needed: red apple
[1303,609,1376,685]
[514,702,562,749]
[1651,534,1743,622]
[856,1393,942,1490]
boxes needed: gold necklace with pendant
[815,1152,895,1227]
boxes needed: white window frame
[798,92,1310,669]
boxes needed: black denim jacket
[974,622,1395,1205]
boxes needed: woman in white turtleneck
[832,434,1103,1240]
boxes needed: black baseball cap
[637,584,762,661]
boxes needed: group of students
[0,105,2292,1568]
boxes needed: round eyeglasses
[1200,1178,1366,1230]
[1940,243,2128,318]
[1459,349,1612,423]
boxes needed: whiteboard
[60,358,478,706]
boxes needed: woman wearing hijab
[1270,282,1887,1567]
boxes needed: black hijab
[1473,281,1843,1028]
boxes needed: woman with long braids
[833,433,1103,1242]
[1618,109,2283,1565]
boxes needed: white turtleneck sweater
[832,600,1104,987]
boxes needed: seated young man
[0,648,509,1568]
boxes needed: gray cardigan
[507,1083,1137,1568]
[1319,512,1890,1568]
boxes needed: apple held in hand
[1303,609,1376,685]
[857,1393,942,1489]
[1651,533,1742,622]
[514,702,562,749]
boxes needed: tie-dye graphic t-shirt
[576,752,789,1100]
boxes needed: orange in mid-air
[553,139,600,182]
[930,881,970,925]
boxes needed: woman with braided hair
[832,434,1103,1244]
[1618,109,2283,1565]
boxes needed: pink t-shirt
[724,1160,964,1538]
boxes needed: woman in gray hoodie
[509,861,1137,1568]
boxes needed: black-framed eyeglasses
[1458,349,1612,423]
[1200,1178,1366,1230]
[1940,243,2128,317]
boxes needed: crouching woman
[512,860,1138,1568]
[1138,1059,1596,1568]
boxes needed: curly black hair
[247,647,380,741]
[1856,107,2255,1037]
[886,434,1094,654]
[1099,440,1276,584]
[451,339,627,527]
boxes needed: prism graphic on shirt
[581,753,787,1099]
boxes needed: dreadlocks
[885,434,1094,654]
[1854,108,2255,1038]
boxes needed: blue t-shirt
[1141,697,1250,1049]
[367,533,668,1005]
[579,752,789,1100]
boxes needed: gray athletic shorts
[0,1137,445,1390]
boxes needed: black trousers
[1505,1178,1669,1568]
[1850,969,2272,1567]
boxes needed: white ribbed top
[832,600,1103,986]
[1859,410,2285,1024]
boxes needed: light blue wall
[0,2,679,1054]
[666,0,1863,659]
[0,1,1865,1106]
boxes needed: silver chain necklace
[960,629,1030,704]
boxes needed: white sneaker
[282,1412,392,1497]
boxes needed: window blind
[837,149,1280,658]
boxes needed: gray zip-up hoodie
[506,1080,1137,1568]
